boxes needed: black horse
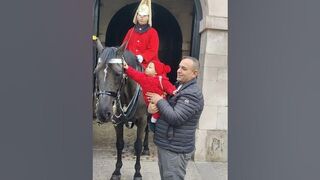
[93,39,150,180]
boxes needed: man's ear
[193,70,199,77]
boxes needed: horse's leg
[110,125,124,180]
[142,114,151,155]
[133,117,147,180]
[133,131,143,180]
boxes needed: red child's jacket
[125,66,176,106]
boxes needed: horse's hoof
[110,174,121,180]
[141,149,150,156]
[133,176,142,180]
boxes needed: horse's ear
[119,41,128,50]
[93,35,104,53]
[116,41,127,56]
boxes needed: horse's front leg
[110,125,124,180]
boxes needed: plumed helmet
[137,4,149,16]
[133,0,152,26]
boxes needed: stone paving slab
[93,149,227,180]
[93,120,227,180]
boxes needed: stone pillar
[194,0,228,162]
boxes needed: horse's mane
[123,50,139,68]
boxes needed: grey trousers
[157,146,193,180]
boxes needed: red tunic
[123,27,159,68]
[126,66,176,119]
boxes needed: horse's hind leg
[142,125,150,155]
[141,114,151,155]
[133,135,143,179]
[110,125,124,180]
[133,118,147,180]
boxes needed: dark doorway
[105,3,182,83]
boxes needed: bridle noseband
[96,91,117,97]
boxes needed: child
[123,60,176,131]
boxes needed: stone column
[194,0,228,162]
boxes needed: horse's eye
[115,73,121,77]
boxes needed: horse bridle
[96,56,141,127]
[95,58,126,99]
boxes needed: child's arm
[125,65,146,85]
[162,79,177,95]
[123,61,129,69]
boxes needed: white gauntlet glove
[136,55,143,63]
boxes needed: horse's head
[94,44,137,123]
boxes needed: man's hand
[146,92,163,104]
[148,103,159,114]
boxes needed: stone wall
[194,0,228,161]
